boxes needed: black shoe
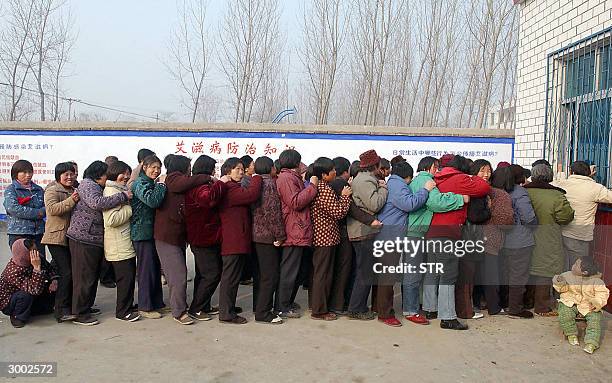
[508,310,534,319]
[424,310,438,320]
[89,308,101,316]
[10,316,25,328]
[203,306,220,315]
[116,312,141,322]
[233,306,243,314]
[239,279,253,286]
[100,281,117,288]
[57,314,77,323]
[440,319,468,330]
[131,304,139,312]
[220,315,248,324]
[290,302,302,311]
[73,316,99,326]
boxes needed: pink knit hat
[11,239,31,267]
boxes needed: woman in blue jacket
[3,160,46,253]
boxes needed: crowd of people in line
[0,146,610,355]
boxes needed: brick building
[514,0,612,186]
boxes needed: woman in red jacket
[154,155,210,325]
[184,155,227,322]
[275,150,318,318]
[218,157,263,324]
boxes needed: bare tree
[468,0,516,129]
[219,0,282,123]
[166,0,213,123]
[0,0,37,121]
[300,0,347,125]
[45,7,75,121]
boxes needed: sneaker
[279,310,301,319]
[204,306,220,315]
[405,314,429,325]
[440,319,468,330]
[174,313,195,325]
[508,310,534,319]
[10,316,25,328]
[471,312,484,319]
[57,314,77,323]
[583,343,597,354]
[567,335,579,346]
[311,313,338,321]
[139,310,162,319]
[73,316,99,326]
[424,310,438,320]
[89,308,101,316]
[188,311,213,321]
[290,302,302,311]
[220,315,248,325]
[116,312,140,322]
[348,311,376,321]
[256,313,283,324]
[378,317,402,327]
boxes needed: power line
[0,82,167,122]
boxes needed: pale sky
[64,0,301,122]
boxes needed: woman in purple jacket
[252,157,286,324]
[66,161,131,325]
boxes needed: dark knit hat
[439,154,455,168]
[359,150,381,169]
[497,161,511,169]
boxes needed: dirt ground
[1,236,611,383]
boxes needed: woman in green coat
[524,164,574,315]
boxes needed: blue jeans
[402,238,425,315]
[422,238,459,320]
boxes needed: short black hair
[274,159,281,174]
[417,156,439,172]
[391,161,414,179]
[240,155,254,169]
[166,155,191,175]
[142,155,162,168]
[570,161,591,176]
[104,156,119,166]
[163,154,175,170]
[469,159,492,176]
[509,164,526,185]
[106,161,131,181]
[255,156,274,175]
[333,157,350,176]
[192,155,216,176]
[390,155,405,166]
[279,149,301,169]
[578,257,600,277]
[11,160,34,180]
[305,164,314,180]
[532,159,551,168]
[447,155,471,174]
[54,162,76,182]
[221,157,242,175]
[83,161,108,181]
[380,158,390,170]
[490,167,514,192]
[313,157,335,179]
[137,148,155,163]
[349,161,361,178]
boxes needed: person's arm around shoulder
[553,193,575,226]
